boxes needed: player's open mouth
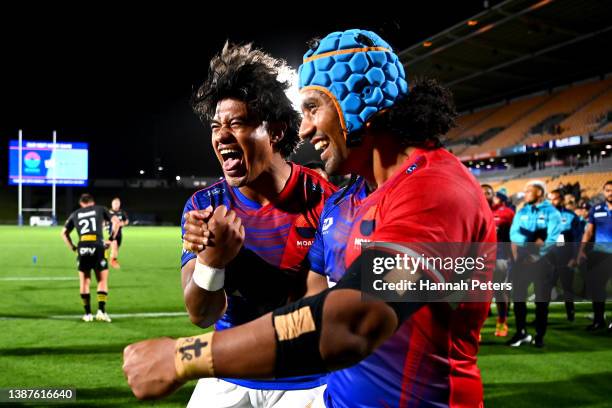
[219,147,245,176]
[311,136,331,161]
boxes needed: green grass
[1,226,611,407]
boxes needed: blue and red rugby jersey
[321,148,496,408]
[181,162,336,390]
[308,176,369,283]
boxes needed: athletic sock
[81,293,91,314]
[497,301,508,322]
[97,291,108,313]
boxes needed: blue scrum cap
[298,29,409,145]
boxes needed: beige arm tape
[174,332,215,380]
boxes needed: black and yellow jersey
[64,205,111,244]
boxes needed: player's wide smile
[310,134,332,162]
[218,144,246,178]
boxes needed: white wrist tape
[193,261,225,291]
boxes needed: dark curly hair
[191,42,301,158]
[369,77,457,148]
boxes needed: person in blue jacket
[577,180,612,331]
[548,189,581,321]
[507,180,562,348]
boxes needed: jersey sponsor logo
[322,217,334,232]
[520,215,529,221]
[77,210,96,218]
[79,247,97,256]
[297,240,314,247]
[406,163,418,174]
[406,155,426,175]
[306,180,325,194]
[354,237,371,247]
[594,212,608,218]
[206,187,225,197]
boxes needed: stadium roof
[399,0,612,112]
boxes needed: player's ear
[267,122,287,147]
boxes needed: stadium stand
[487,156,612,197]
[555,81,612,139]
[445,105,500,142]
[597,121,612,135]
[456,78,612,157]
[453,94,550,156]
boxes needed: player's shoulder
[386,148,470,198]
[326,176,364,207]
[67,207,79,219]
[185,179,227,210]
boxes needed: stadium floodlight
[602,151,607,155]
[158,166,164,171]
[176,175,181,181]
[139,170,145,175]
[606,145,611,149]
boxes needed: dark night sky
[0,3,496,183]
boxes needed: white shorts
[187,378,326,408]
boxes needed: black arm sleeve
[333,250,423,325]
[64,214,74,231]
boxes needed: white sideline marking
[50,312,189,319]
[0,312,188,321]
[0,277,76,281]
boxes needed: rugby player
[482,184,514,337]
[179,43,335,407]
[62,193,119,322]
[123,29,496,407]
[548,189,581,322]
[577,181,612,331]
[108,197,129,269]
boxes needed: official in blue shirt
[508,181,562,348]
[577,180,612,331]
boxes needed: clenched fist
[199,205,245,268]
[123,337,183,400]
[183,206,214,253]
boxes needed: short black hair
[481,184,494,191]
[79,193,94,204]
[550,189,563,197]
[191,43,301,158]
[605,180,612,188]
[369,77,457,148]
